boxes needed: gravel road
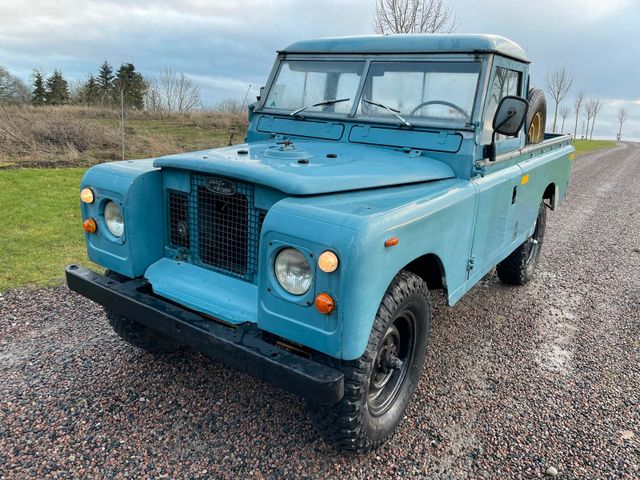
[1,143,639,479]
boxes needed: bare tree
[572,91,584,140]
[0,66,30,104]
[588,98,604,140]
[617,107,629,140]
[214,98,245,114]
[144,79,163,112]
[374,0,457,34]
[145,67,201,113]
[559,105,570,133]
[546,66,573,134]
[584,98,596,140]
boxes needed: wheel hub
[367,314,415,417]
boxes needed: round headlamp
[274,248,312,295]
[104,201,124,238]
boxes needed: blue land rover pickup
[66,34,574,451]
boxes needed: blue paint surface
[153,140,456,195]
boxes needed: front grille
[166,175,266,282]
[167,191,190,249]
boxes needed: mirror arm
[484,131,497,162]
[484,110,517,162]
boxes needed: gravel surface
[1,143,639,479]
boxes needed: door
[469,60,526,280]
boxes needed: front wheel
[105,271,180,354]
[308,271,431,452]
[496,201,547,285]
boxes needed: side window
[484,67,521,141]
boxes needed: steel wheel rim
[526,218,541,267]
[367,311,416,417]
[527,112,543,143]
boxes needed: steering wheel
[410,100,469,119]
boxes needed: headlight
[104,201,124,237]
[274,248,312,295]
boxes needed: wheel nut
[388,355,403,370]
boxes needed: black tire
[526,88,547,144]
[104,271,180,354]
[308,270,431,452]
[496,202,547,285]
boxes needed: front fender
[259,178,476,360]
[81,159,164,278]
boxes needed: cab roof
[281,34,529,63]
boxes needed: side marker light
[384,237,399,247]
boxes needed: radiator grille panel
[166,176,265,283]
[167,191,190,249]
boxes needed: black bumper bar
[65,265,344,404]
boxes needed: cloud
[0,0,637,139]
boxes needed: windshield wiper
[362,98,412,128]
[290,98,350,117]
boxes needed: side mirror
[257,86,265,102]
[493,96,528,136]
[484,96,529,162]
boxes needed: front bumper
[65,265,344,404]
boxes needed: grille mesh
[167,191,190,249]
[166,176,265,283]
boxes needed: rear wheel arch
[543,182,559,210]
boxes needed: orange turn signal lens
[83,218,97,233]
[318,250,339,273]
[384,237,399,247]
[315,293,335,314]
[80,187,95,204]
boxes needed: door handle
[512,185,518,204]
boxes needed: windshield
[357,61,480,126]
[263,60,364,114]
[262,59,481,128]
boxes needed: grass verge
[572,139,617,155]
[0,105,247,167]
[0,168,97,290]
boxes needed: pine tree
[32,70,46,106]
[80,75,99,105]
[97,61,114,105]
[114,63,147,109]
[45,70,69,105]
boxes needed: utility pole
[240,84,252,111]
[120,88,125,161]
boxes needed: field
[0,105,247,167]
[0,106,619,292]
[0,168,94,290]
[572,139,617,154]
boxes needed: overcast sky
[1,0,638,140]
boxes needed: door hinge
[467,255,476,271]
[473,161,486,177]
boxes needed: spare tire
[526,87,546,144]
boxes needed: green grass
[126,118,239,150]
[96,117,246,158]
[572,139,617,155]
[0,168,98,290]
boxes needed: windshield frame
[256,53,488,131]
